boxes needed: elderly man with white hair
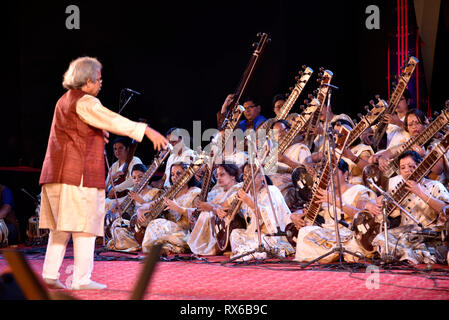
[39,56,168,290]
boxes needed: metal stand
[365,178,423,264]
[301,88,365,268]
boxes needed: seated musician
[371,108,446,182]
[138,162,201,255]
[267,119,311,210]
[291,159,380,263]
[311,104,355,153]
[218,94,267,132]
[105,137,143,210]
[230,162,295,261]
[188,163,242,256]
[106,164,160,251]
[152,127,195,189]
[371,150,449,264]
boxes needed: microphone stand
[365,178,423,264]
[223,137,287,263]
[301,88,365,268]
[102,89,138,247]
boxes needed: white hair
[62,56,102,90]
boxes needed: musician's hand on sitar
[364,200,383,216]
[215,208,228,220]
[384,114,404,128]
[164,197,183,213]
[291,210,307,229]
[137,208,147,225]
[410,144,426,157]
[128,190,144,204]
[145,126,169,152]
[404,179,425,198]
[196,200,214,212]
[237,189,254,210]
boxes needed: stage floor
[1,245,449,300]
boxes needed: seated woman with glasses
[370,108,448,182]
[138,162,201,256]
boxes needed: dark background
[1,0,448,241]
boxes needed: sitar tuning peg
[364,105,370,112]
[353,119,358,125]
[375,94,380,100]
[304,99,309,105]
[313,89,318,95]
[256,32,262,37]
[299,105,305,111]
[434,111,440,117]
[445,100,449,108]
[302,65,306,70]
[357,113,363,119]
[369,100,375,107]
[252,42,258,48]
[298,70,304,76]
[319,67,324,72]
[295,75,300,81]
[307,93,313,99]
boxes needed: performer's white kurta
[141,186,201,253]
[230,185,295,261]
[39,94,147,237]
[372,176,449,264]
[188,182,242,255]
[295,184,376,263]
[106,187,161,251]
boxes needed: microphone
[410,229,440,237]
[265,228,292,238]
[322,83,339,90]
[124,88,142,95]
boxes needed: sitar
[303,69,333,150]
[257,66,313,134]
[129,153,206,244]
[383,103,449,178]
[263,99,320,174]
[285,125,351,246]
[354,130,449,252]
[213,146,270,253]
[217,33,270,157]
[104,144,172,240]
[372,56,419,150]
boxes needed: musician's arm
[76,95,147,142]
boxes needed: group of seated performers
[103,88,449,265]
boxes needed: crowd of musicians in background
[102,84,449,265]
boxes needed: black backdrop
[2,1,448,239]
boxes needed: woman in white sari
[230,163,295,261]
[188,163,242,255]
[292,159,379,263]
[139,162,200,255]
[106,164,160,252]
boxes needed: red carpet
[1,245,449,300]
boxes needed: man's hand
[145,126,169,151]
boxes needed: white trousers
[42,230,96,288]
